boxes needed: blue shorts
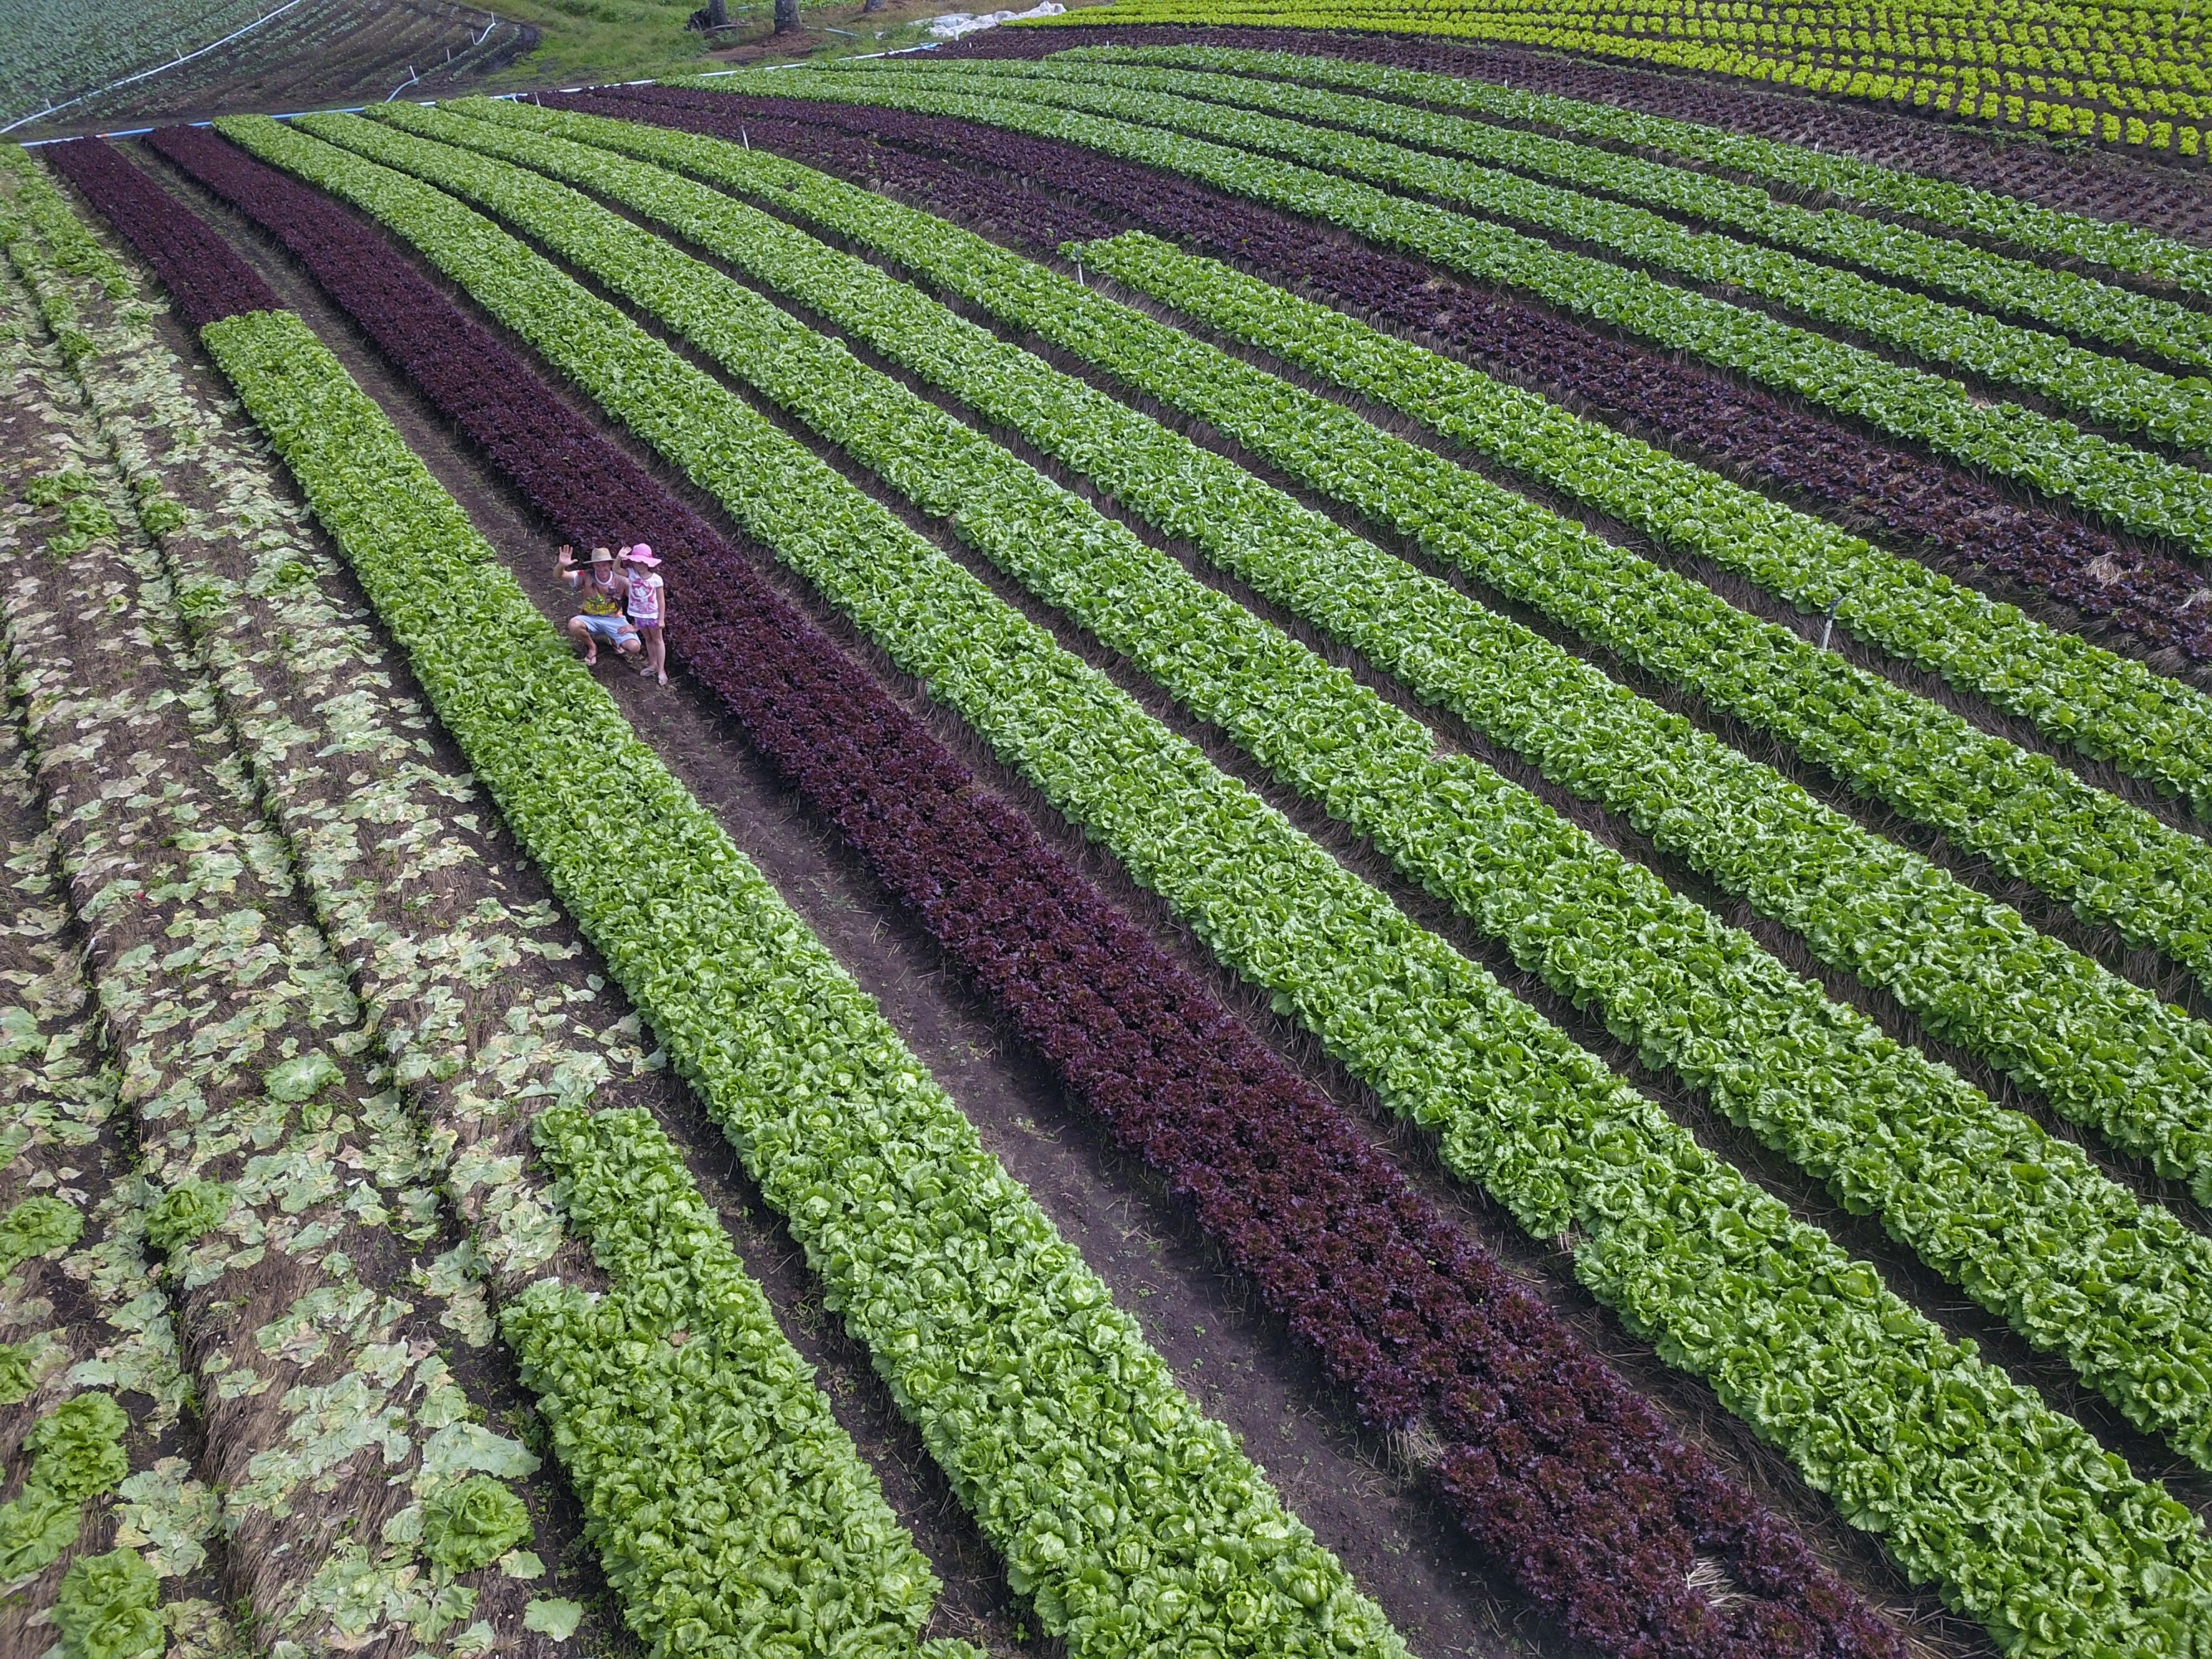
[578,613,637,647]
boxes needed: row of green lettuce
[203,298,1399,1659]
[0,1388,157,1659]
[21,139,952,1657]
[507,1103,963,1659]
[380,93,2212,1472]
[746,61,2212,559]
[219,108,2212,1656]
[730,66,2212,973]
[940,51,2212,402]
[1057,42,2212,304]
[436,96,2212,1190]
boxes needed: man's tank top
[581,570,623,617]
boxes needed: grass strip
[199,296,1400,1659]
[222,107,2212,1656]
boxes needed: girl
[623,543,668,686]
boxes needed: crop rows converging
[16,16,2212,1659]
[124,114,1921,1658]
[300,92,2212,1489]
[207,92,2212,1652]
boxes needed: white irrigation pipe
[3,0,312,134]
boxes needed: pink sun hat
[622,543,661,567]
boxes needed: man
[557,545,641,668]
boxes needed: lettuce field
[17,12,2212,1659]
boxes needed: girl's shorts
[580,614,638,646]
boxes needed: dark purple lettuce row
[42,135,278,328]
[583,80,2212,664]
[131,120,1903,1659]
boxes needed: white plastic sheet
[925,2,1062,39]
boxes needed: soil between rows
[128,134,2020,1658]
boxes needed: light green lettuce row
[403,93,2212,1465]
[202,292,1401,1659]
[508,1105,973,1659]
[221,109,2212,1655]
[1036,46,2212,377]
[743,61,2212,556]
[1053,41,2212,299]
[0,1394,129,1584]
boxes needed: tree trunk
[863,0,883,14]
[708,0,729,25]
[774,0,799,32]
